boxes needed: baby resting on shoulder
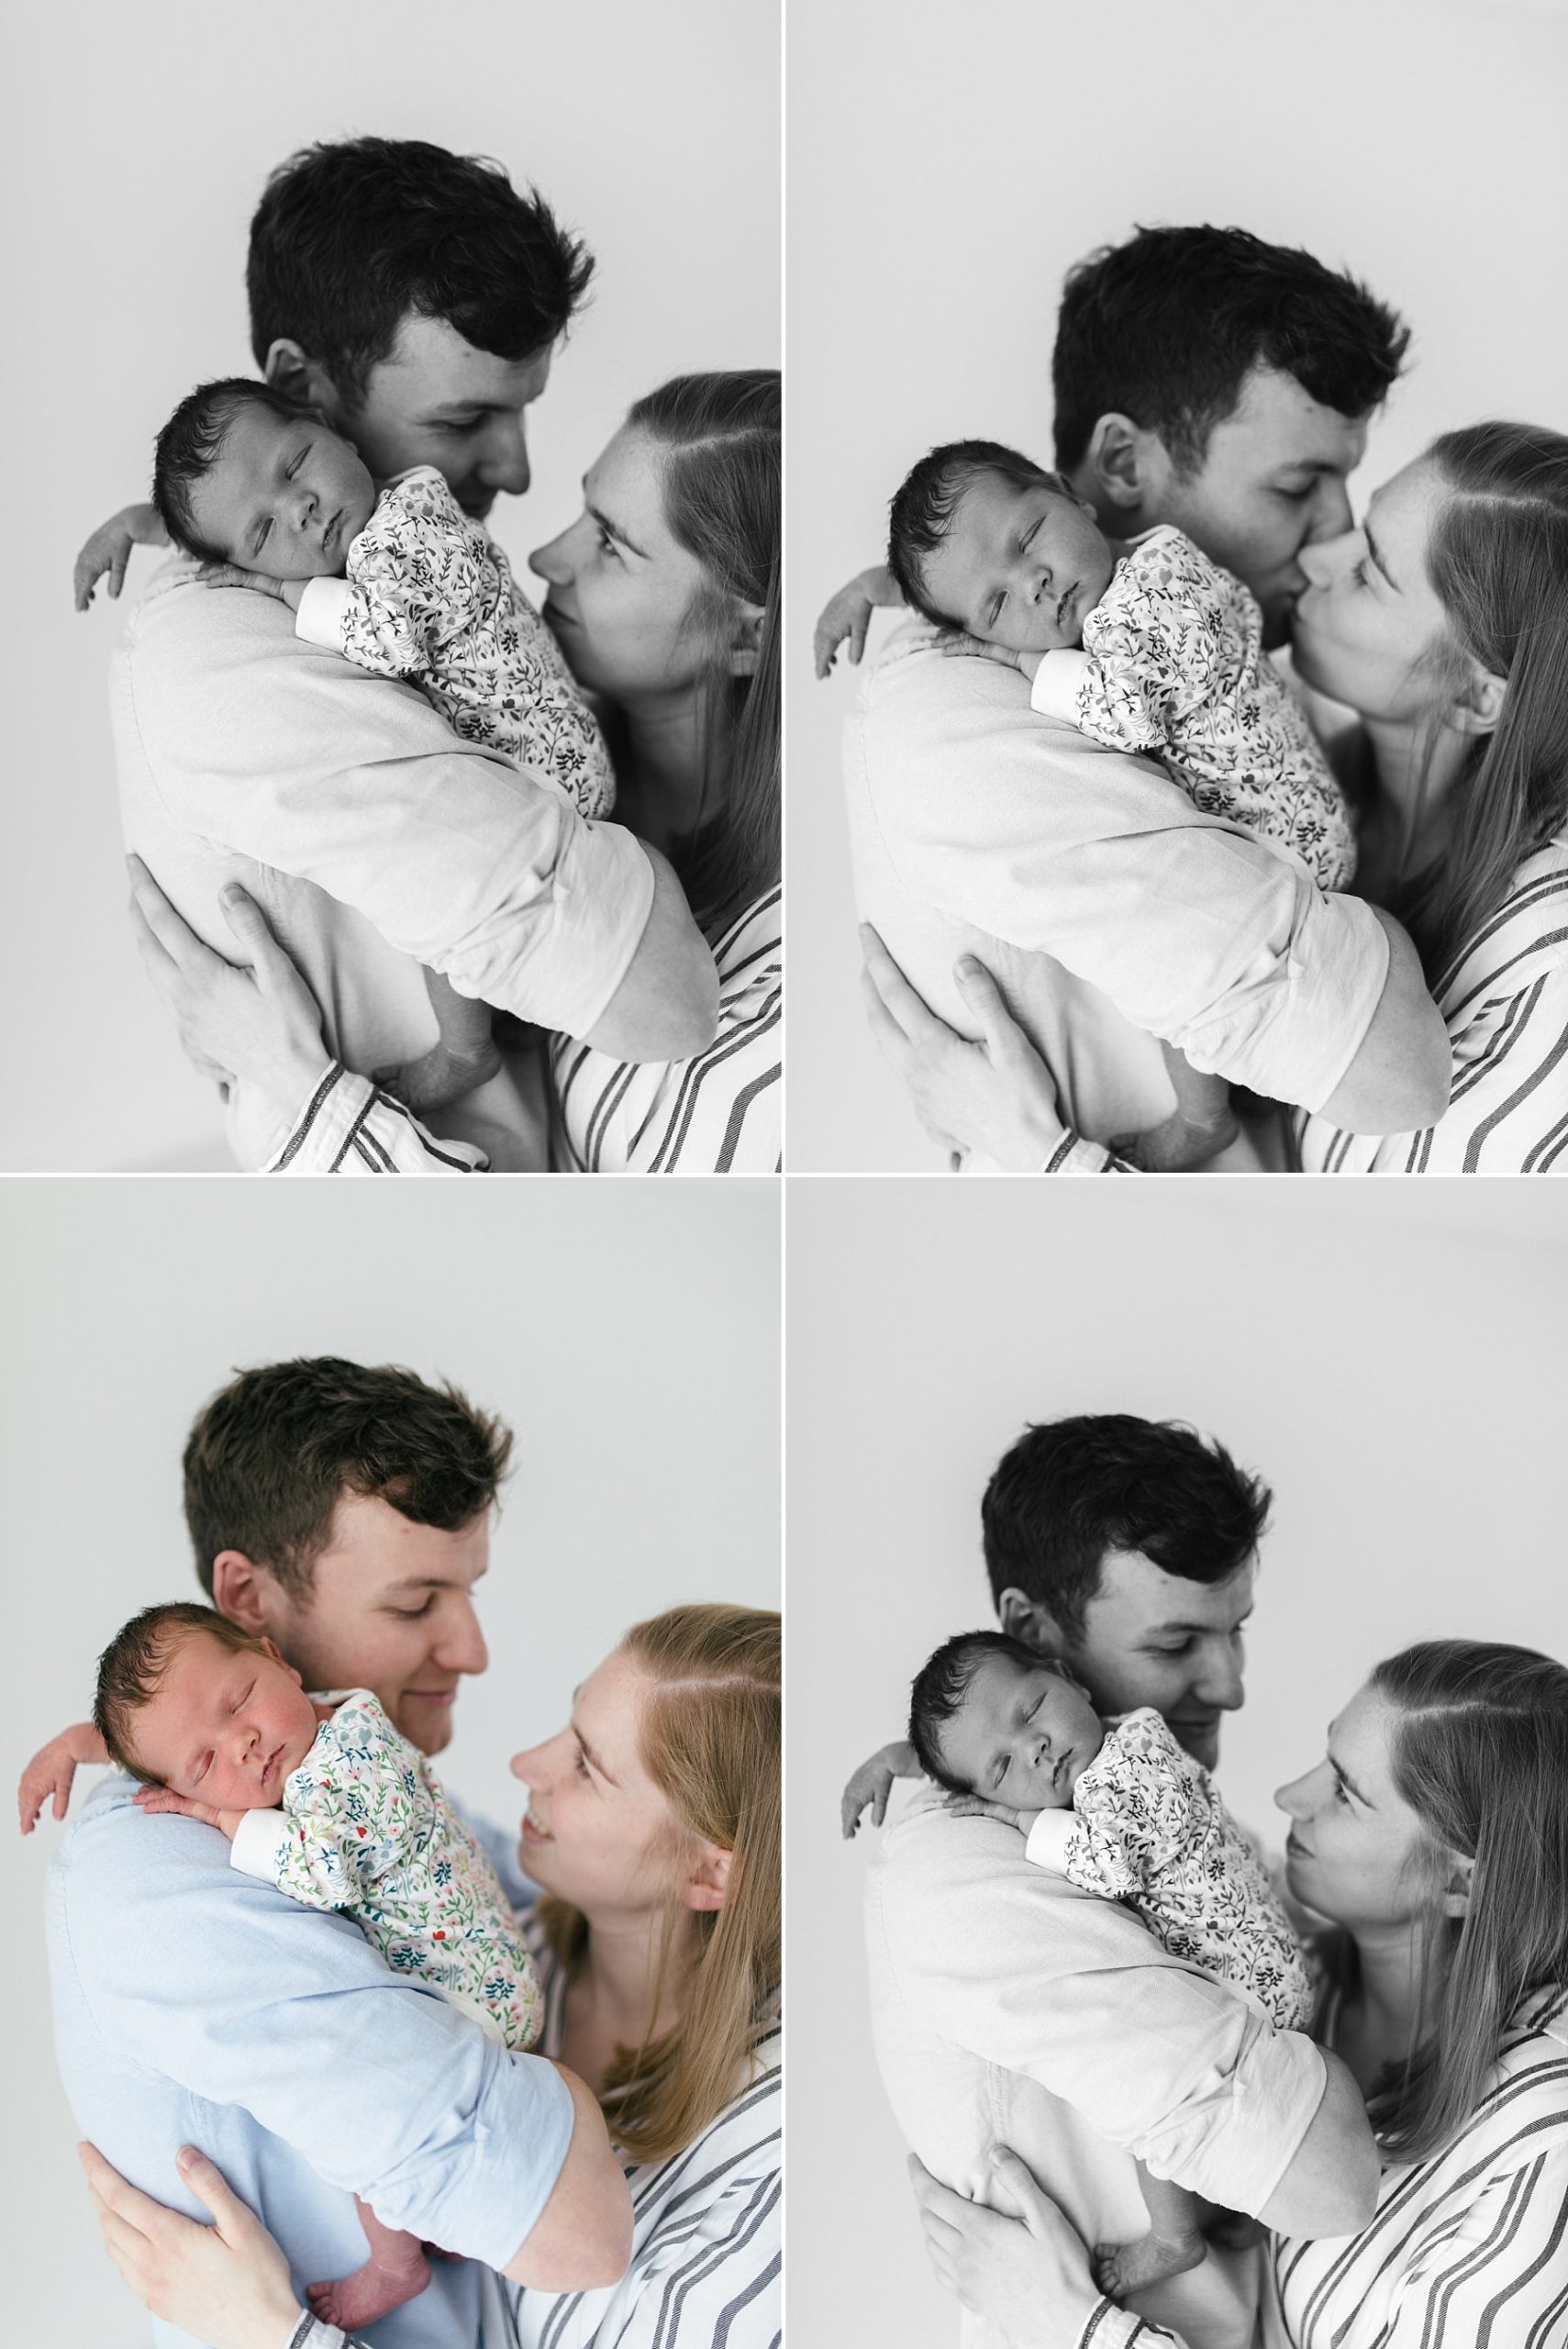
[843,1631,1312,2301]
[75,378,616,1116]
[18,1600,542,2334]
[830,441,1356,1171]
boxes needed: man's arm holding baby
[59,1793,630,2284]
[875,1810,1378,2239]
[120,587,716,1062]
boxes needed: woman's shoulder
[714,884,782,983]
[1441,831,1568,997]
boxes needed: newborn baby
[846,1630,1311,2300]
[22,1601,542,2332]
[76,377,616,1115]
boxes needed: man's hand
[840,1739,919,1837]
[911,2149,1102,2338]
[79,2143,303,2349]
[860,927,1070,1170]
[17,1721,107,1832]
[73,502,169,611]
[133,1787,244,1840]
[813,563,901,678]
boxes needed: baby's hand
[133,1786,240,1838]
[840,1738,919,1837]
[17,1722,107,1833]
[73,503,168,612]
[936,631,1044,683]
[942,1790,1029,1831]
[814,564,901,679]
[191,562,294,603]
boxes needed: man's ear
[728,601,766,679]
[1080,413,1164,521]
[261,339,344,425]
[995,1586,1069,1657]
[1445,662,1507,740]
[210,1551,283,1638]
[679,1839,733,1914]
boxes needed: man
[843,226,1450,1164]
[47,1358,631,2349]
[866,1414,1378,2348]
[116,140,717,1171]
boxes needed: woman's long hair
[1313,1640,1568,2164]
[1397,423,1568,981]
[539,1604,780,2166]
[627,371,780,937]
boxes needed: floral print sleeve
[338,469,490,675]
[269,1689,543,2050]
[1074,531,1229,754]
[1063,1709,1207,1898]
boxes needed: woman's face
[510,1649,686,1920]
[1290,457,1456,723]
[529,426,711,703]
[1275,1681,1437,1932]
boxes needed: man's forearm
[502,2063,632,2291]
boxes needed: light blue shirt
[47,1771,574,2349]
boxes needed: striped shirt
[1069,1987,1568,2349]
[1041,836,1568,1174]
[265,888,782,1176]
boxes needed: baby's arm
[814,563,904,678]
[943,1790,1044,1835]
[371,969,504,1116]
[840,1738,921,1837]
[72,503,171,611]
[17,1721,107,1831]
[133,1786,249,1841]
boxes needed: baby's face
[130,1631,320,1809]
[186,405,377,580]
[921,473,1117,654]
[939,1654,1105,1809]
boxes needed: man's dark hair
[1051,224,1410,477]
[247,138,595,408]
[94,1602,270,1784]
[183,1358,515,1604]
[982,1414,1272,1642]
[150,376,309,562]
[887,439,1062,626]
[908,1629,1058,1796]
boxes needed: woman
[78,1603,781,2349]
[131,370,781,1174]
[909,1640,1568,2345]
[860,423,1568,1174]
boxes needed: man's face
[257,1492,491,1753]
[1142,364,1368,646]
[323,313,553,521]
[1054,1548,1254,1770]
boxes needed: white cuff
[1024,1809,1078,1871]
[1029,646,1094,720]
[230,1806,288,1882]
[295,575,353,649]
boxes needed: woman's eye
[1351,558,1371,587]
[595,523,618,557]
[573,1744,592,1777]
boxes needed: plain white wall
[0,0,779,1173]
[785,0,1568,1169]
[0,1175,780,2346]
[785,1179,1568,2348]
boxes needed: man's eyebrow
[1146,1606,1254,1636]
[416,397,517,422]
[381,1565,489,1595]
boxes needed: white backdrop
[0,0,780,1173]
[786,1180,1568,2347]
[785,0,1568,1169]
[0,1176,780,2345]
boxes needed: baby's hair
[93,1601,271,1785]
[887,440,1069,627]
[151,377,314,562]
[908,1628,1081,1796]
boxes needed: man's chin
[393,1693,456,1753]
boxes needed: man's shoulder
[51,1773,238,1922]
[872,1793,1100,1915]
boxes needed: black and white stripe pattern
[549,888,782,1173]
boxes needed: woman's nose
[1296,532,1346,589]
[528,526,572,587]
[509,1731,561,1786]
[1274,1761,1326,1819]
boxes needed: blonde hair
[539,1604,780,2165]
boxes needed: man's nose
[478,415,530,497]
[1304,476,1354,545]
[1194,1638,1245,1710]
[1296,534,1337,588]
[434,1599,489,1677]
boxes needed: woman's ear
[1446,662,1507,739]
[680,1839,733,1913]
[1440,1852,1474,1920]
[728,602,766,679]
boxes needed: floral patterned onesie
[295,466,615,820]
[1032,523,1356,891]
[228,1687,542,2050]
[1024,1705,1312,2031]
